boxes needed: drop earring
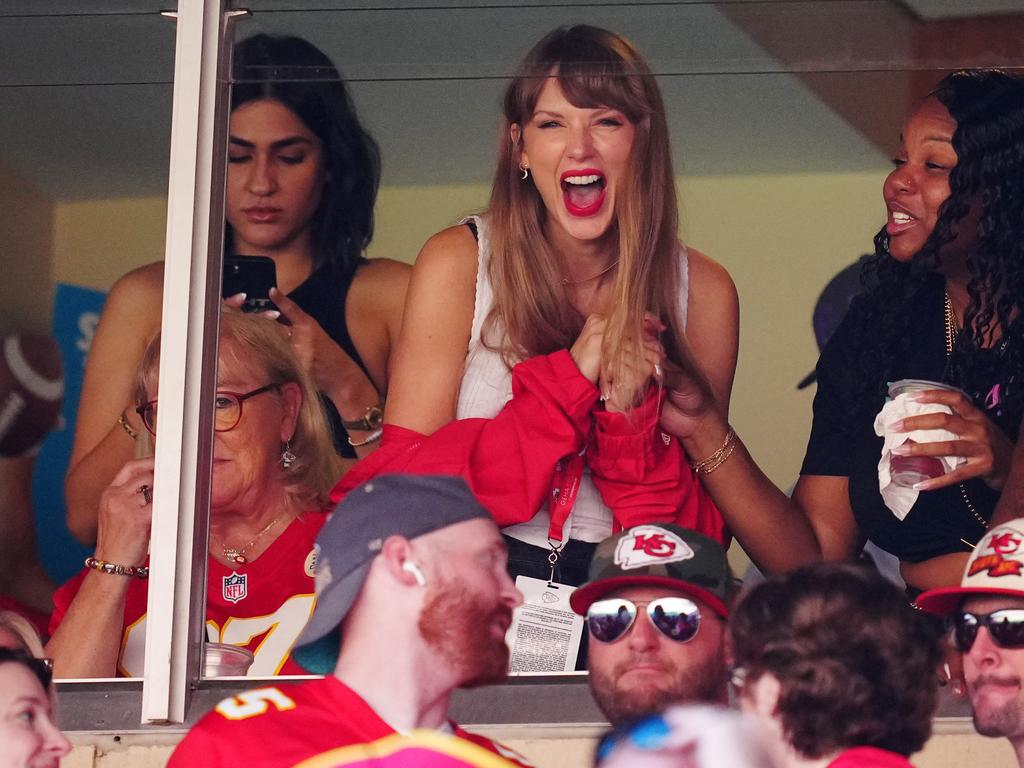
[281,440,297,469]
[519,161,530,180]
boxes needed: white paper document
[506,575,585,675]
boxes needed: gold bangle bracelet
[690,426,738,475]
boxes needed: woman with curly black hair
[659,69,1024,591]
[730,563,943,768]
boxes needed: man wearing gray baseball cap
[169,474,530,768]
[571,523,734,725]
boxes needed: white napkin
[873,393,965,520]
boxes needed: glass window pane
[0,4,176,682]
[195,0,1023,686]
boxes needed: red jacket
[332,350,726,545]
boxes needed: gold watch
[342,402,384,432]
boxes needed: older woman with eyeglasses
[46,308,342,678]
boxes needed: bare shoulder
[354,257,411,285]
[404,223,479,323]
[385,224,480,432]
[102,261,165,336]
[415,223,479,276]
[686,246,737,304]
[349,258,411,308]
[109,261,164,304]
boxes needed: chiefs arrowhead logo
[969,529,1024,579]
[614,526,694,570]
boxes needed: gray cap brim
[289,474,492,673]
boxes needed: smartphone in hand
[223,255,278,313]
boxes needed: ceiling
[0,1,1020,201]
[903,0,1024,18]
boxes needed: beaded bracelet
[85,556,149,580]
[690,427,738,475]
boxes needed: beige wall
[52,196,168,291]
[49,170,886,569]
[0,162,54,336]
[62,726,1019,767]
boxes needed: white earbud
[402,560,427,587]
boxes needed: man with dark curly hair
[918,519,1024,767]
[731,562,943,767]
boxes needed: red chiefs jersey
[50,512,325,677]
[167,677,533,768]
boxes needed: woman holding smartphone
[65,35,408,545]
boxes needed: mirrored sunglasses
[586,596,701,644]
[952,609,1024,652]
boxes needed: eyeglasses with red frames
[135,383,279,436]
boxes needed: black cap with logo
[570,524,733,618]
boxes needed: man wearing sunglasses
[570,524,733,725]
[918,519,1024,766]
[168,474,530,768]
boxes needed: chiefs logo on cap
[614,525,694,570]
[968,530,1024,579]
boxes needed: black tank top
[289,259,369,459]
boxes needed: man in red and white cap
[570,524,734,725]
[918,519,1024,766]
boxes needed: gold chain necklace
[561,259,619,286]
[211,513,289,565]
[944,290,989,533]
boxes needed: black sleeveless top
[801,279,1018,561]
[289,259,369,459]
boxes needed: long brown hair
[485,25,709,404]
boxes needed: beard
[418,583,512,688]
[971,679,1024,739]
[589,652,727,725]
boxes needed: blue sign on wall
[32,283,106,583]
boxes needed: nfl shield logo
[222,571,247,604]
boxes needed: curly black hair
[729,563,944,758]
[229,34,381,278]
[852,70,1024,432]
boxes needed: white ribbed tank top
[455,215,690,547]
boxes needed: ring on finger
[137,484,153,505]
